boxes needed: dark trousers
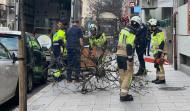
[53,51,63,70]
[146,40,151,55]
[136,46,145,70]
[67,49,81,80]
[117,56,127,70]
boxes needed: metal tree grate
[159,87,186,91]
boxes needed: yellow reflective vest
[89,33,106,48]
[151,29,167,55]
[116,27,136,57]
[53,30,66,55]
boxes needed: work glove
[154,53,157,58]
[157,51,162,58]
[154,63,159,68]
[159,57,164,64]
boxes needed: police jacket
[136,23,147,49]
[151,28,167,58]
[116,26,136,62]
[147,28,151,41]
[52,29,66,52]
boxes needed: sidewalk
[21,56,190,111]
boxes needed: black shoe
[152,78,159,83]
[147,54,150,56]
[155,80,165,84]
[134,72,142,76]
[120,94,133,101]
[134,69,144,76]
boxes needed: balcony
[140,0,158,9]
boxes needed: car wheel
[27,73,33,93]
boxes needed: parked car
[0,31,48,94]
[0,42,18,105]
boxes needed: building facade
[0,0,7,27]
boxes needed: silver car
[0,42,18,105]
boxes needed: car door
[0,43,18,104]
[28,35,44,73]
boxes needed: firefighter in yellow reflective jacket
[147,19,167,84]
[89,24,108,64]
[52,23,66,80]
[117,16,141,101]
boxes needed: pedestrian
[147,19,167,84]
[146,27,151,56]
[116,16,141,101]
[50,20,66,80]
[134,23,148,76]
[66,20,84,83]
[89,24,108,64]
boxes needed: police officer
[147,19,167,84]
[89,24,107,64]
[50,21,66,79]
[117,16,141,101]
[135,23,148,76]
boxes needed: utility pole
[19,0,27,110]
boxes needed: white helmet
[148,19,158,26]
[131,16,142,25]
[90,24,97,31]
[130,16,142,28]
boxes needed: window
[29,35,41,51]
[0,44,11,59]
[0,36,18,51]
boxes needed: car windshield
[0,36,18,51]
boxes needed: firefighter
[117,16,141,101]
[50,21,66,80]
[147,19,167,84]
[89,24,108,64]
[121,15,130,27]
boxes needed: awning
[157,0,173,7]
[99,12,117,19]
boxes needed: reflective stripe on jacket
[116,27,136,58]
[151,29,167,54]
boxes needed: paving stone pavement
[26,56,190,111]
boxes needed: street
[1,0,190,111]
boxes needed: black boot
[120,94,133,101]
[135,68,144,76]
[152,78,159,83]
[155,80,165,84]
